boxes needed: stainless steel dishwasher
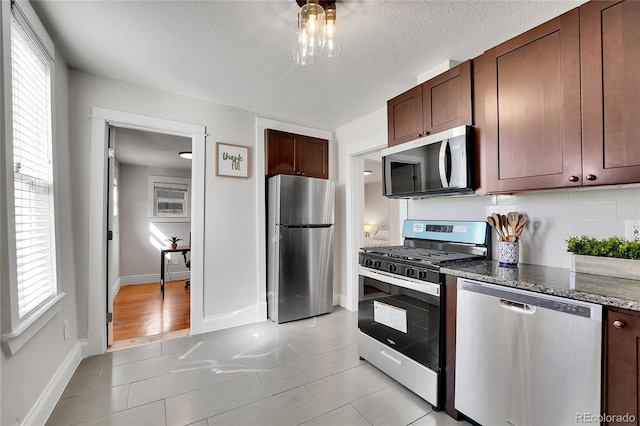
[455,278,602,426]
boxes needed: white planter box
[571,254,640,280]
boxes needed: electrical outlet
[63,319,69,340]
[625,220,640,240]
[172,256,179,265]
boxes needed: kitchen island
[442,260,640,311]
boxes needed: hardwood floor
[112,280,190,342]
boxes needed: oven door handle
[380,349,403,366]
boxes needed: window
[2,1,63,354]
[148,175,190,219]
[154,183,188,216]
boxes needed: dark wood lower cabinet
[605,307,640,423]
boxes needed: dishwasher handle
[500,299,535,314]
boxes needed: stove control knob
[388,264,397,273]
[406,268,415,277]
[373,261,381,269]
[365,259,373,267]
[418,270,427,280]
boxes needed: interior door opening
[106,126,193,350]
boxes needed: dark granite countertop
[441,260,640,312]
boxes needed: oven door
[358,267,442,372]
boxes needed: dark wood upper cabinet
[581,0,640,186]
[484,9,582,193]
[604,307,640,420]
[423,61,472,136]
[387,85,423,146]
[265,129,329,179]
[387,61,472,147]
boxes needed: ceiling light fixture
[364,170,372,176]
[179,151,192,160]
[293,0,341,65]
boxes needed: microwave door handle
[438,139,450,188]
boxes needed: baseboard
[24,339,88,426]
[120,272,190,286]
[112,278,121,297]
[201,305,261,333]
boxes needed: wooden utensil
[514,215,528,239]
[487,215,504,241]
[507,211,519,235]
[500,214,510,238]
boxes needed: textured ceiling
[31,0,586,131]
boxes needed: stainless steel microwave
[381,125,474,198]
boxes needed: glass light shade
[324,3,341,57]
[179,151,192,160]
[298,1,325,56]
[364,224,373,235]
[364,170,372,176]
[292,30,316,65]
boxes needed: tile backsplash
[408,186,640,269]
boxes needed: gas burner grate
[362,246,482,265]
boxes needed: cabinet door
[297,136,329,179]
[484,9,582,193]
[423,60,472,136]
[265,129,297,176]
[581,1,640,186]
[605,307,640,420]
[387,85,423,147]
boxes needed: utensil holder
[497,241,519,268]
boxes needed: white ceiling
[114,128,192,170]
[31,0,585,131]
[364,159,382,184]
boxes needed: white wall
[408,187,640,268]
[118,164,191,282]
[0,3,80,423]
[68,70,259,336]
[364,182,390,232]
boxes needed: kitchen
[2,0,639,425]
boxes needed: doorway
[107,127,193,349]
[87,107,206,356]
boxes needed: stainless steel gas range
[357,220,490,410]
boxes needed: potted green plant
[567,236,640,280]
[166,236,183,249]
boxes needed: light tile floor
[47,308,465,426]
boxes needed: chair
[182,250,190,290]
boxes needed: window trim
[1,0,64,355]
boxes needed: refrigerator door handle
[281,224,333,229]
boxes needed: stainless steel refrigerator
[267,174,335,323]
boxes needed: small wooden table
[160,246,190,299]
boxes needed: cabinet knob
[568,176,579,182]
[613,320,626,329]
[423,131,430,136]
[416,133,422,138]
[585,174,597,181]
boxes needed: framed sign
[216,142,249,178]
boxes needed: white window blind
[154,183,188,216]
[10,13,57,319]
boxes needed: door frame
[87,107,206,356]
[342,136,406,311]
